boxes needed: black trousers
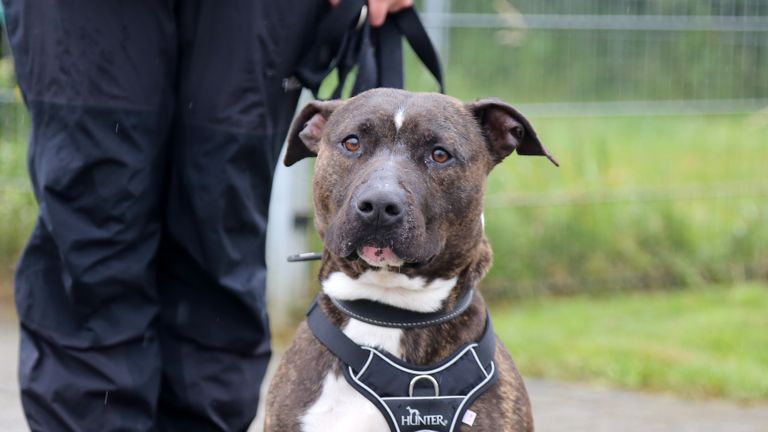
[3,1,323,430]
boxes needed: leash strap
[293,2,444,98]
[391,7,444,93]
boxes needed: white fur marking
[300,371,390,432]
[394,107,405,131]
[301,318,402,431]
[481,212,485,230]
[343,318,403,357]
[323,270,457,313]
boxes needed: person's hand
[328,0,414,27]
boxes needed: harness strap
[307,298,369,372]
[475,311,498,371]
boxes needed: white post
[266,91,314,331]
[423,0,451,65]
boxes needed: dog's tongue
[360,246,399,264]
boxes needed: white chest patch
[300,368,390,432]
[323,270,457,312]
[394,107,405,131]
[300,319,402,432]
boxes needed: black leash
[293,1,444,99]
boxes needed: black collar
[327,284,474,329]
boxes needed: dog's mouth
[343,246,436,270]
[357,245,404,267]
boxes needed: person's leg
[155,1,325,430]
[4,1,176,430]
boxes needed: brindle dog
[265,88,556,432]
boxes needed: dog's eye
[431,147,452,164]
[341,135,360,153]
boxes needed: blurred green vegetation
[0,57,32,281]
[482,114,768,297]
[494,281,768,401]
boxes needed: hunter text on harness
[307,290,499,432]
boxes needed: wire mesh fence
[419,0,768,115]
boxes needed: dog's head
[285,88,556,278]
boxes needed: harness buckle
[409,375,440,397]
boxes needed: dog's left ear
[465,99,558,167]
[284,99,344,166]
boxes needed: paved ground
[0,305,765,431]
[0,308,24,431]
[528,379,768,432]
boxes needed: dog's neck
[318,239,492,364]
[321,270,459,313]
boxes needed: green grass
[493,282,768,402]
[481,114,768,297]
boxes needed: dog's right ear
[284,100,344,166]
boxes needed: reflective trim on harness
[307,295,499,432]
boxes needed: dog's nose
[355,190,405,226]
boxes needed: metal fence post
[423,0,451,65]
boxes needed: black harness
[307,290,499,432]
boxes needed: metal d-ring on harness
[306,288,499,432]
